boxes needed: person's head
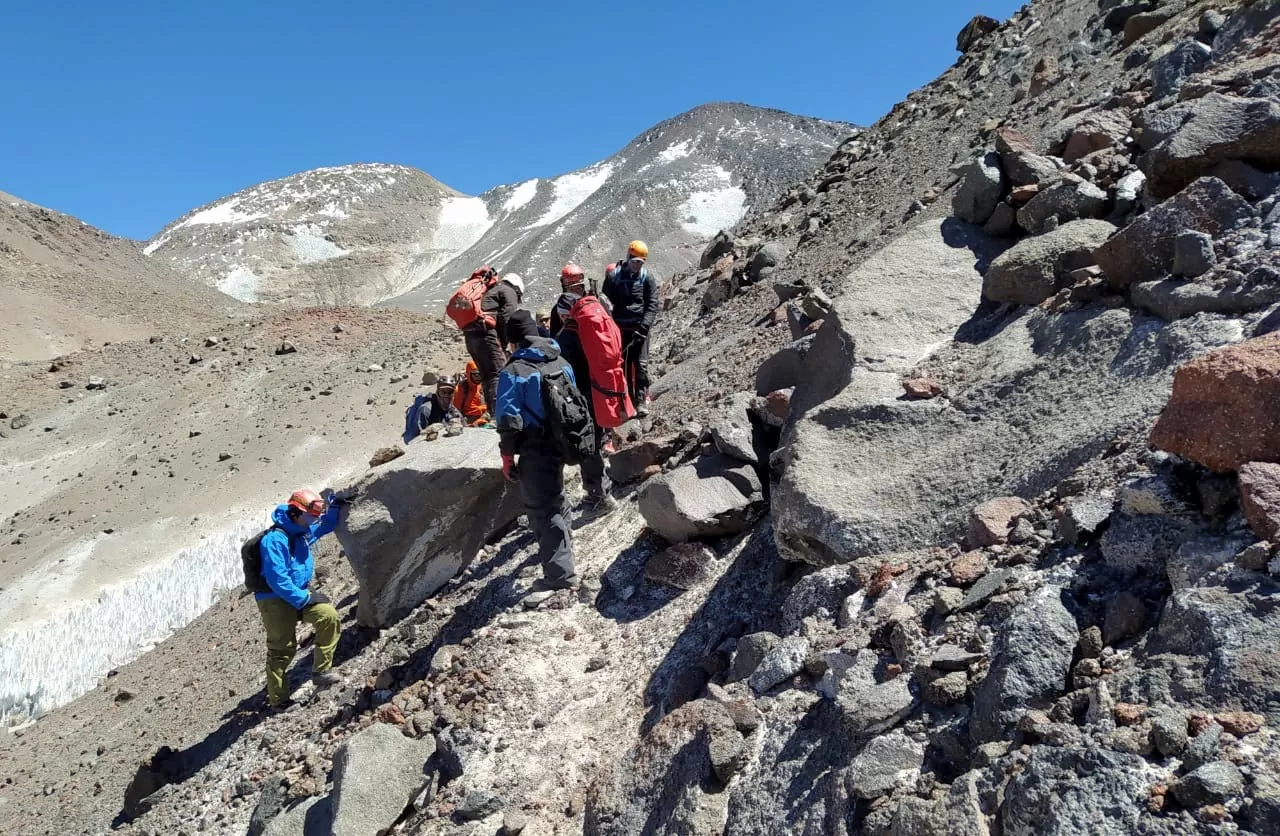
[537,310,551,332]
[626,240,649,273]
[286,488,326,526]
[464,360,481,386]
[436,374,457,401]
[560,262,586,293]
[503,273,525,299]
[506,309,540,347]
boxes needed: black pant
[620,327,650,404]
[464,327,506,416]
[518,447,577,587]
[581,421,607,498]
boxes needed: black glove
[307,591,332,608]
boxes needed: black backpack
[240,525,298,593]
[540,363,596,465]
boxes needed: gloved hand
[307,591,332,608]
[502,454,519,482]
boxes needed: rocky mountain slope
[4,0,1280,835]
[143,104,852,310]
[0,190,241,362]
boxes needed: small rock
[644,543,716,590]
[1215,711,1264,737]
[502,808,528,835]
[1184,723,1222,773]
[1173,762,1244,807]
[369,446,405,467]
[934,586,964,616]
[275,342,297,356]
[930,645,984,672]
[748,636,810,693]
[1078,626,1104,659]
[949,551,988,586]
[1114,703,1147,727]
[456,790,502,821]
[707,722,748,784]
[838,677,916,736]
[1173,231,1216,278]
[1061,493,1114,544]
[86,376,106,390]
[923,671,968,706]
[1150,708,1189,756]
[1102,592,1146,645]
[968,496,1030,547]
[903,377,944,400]
[1236,542,1272,571]
[728,632,779,683]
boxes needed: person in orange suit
[452,360,490,425]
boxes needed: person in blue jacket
[496,309,580,605]
[256,488,346,709]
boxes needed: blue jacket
[496,337,577,456]
[255,503,340,610]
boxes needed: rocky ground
[3,0,1280,834]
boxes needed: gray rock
[952,152,1006,224]
[1016,176,1108,235]
[838,677,916,736]
[971,587,1079,743]
[930,644,985,671]
[1151,39,1212,100]
[644,542,717,590]
[1142,94,1280,200]
[941,771,991,836]
[754,334,816,395]
[1119,474,1186,515]
[261,795,331,836]
[503,808,529,835]
[1112,169,1147,220]
[1060,493,1114,544]
[1002,151,1067,189]
[1173,761,1243,807]
[710,392,757,464]
[1243,774,1280,834]
[335,432,523,627]
[728,632,781,683]
[747,243,783,282]
[1001,746,1151,835]
[984,201,1020,237]
[637,453,762,543]
[956,14,999,53]
[330,723,435,836]
[1172,231,1216,278]
[1150,587,1280,723]
[781,564,857,634]
[1166,533,1251,590]
[982,219,1116,305]
[1183,723,1223,773]
[846,730,925,799]
[248,775,288,836]
[1200,9,1227,37]
[607,437,681,484]
[1131,269,1280,321]
[583,701,732,836]
[748,636,810,693]
[1212,159,1280,200]
[923,671,969,706]
[960,569,1016,611]
[1149,707,1188,756]
[707,721,748,784]
[699,230,735,268]
[818,647,879,700]
[1100,512,1199,575]
[1097,177,1253,288]
[456,790,502,821]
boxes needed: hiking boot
[578,493,618,519]
[522,577,578,608]
[264,698,297,714]
[522,589,557,608]
[312,671,342,689]
[635,402,650,418]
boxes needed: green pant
[256,596,341,706]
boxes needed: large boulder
[982,219,1116,305]
[755,335,816,395]
[774,300,1237,565]
[1240,461,1280,541]
[1094,177,1253,289]
[1150,38,1212,100]
[956,15,999,53]
[1142,94,1280,199]
[952,152,1006,224]
[1149,332,1280,472]
[637,453,762,543]
[330,723,435,836]
[1131,268,1280,321]
[584,700,734,836]
[971,587,1078,743]
[1001,746,1151,835]
[336,431,523,627]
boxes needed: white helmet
[503,272,525,295]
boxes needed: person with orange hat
[254,488,350,709]
[602,241,660,416]
[452,361,490,425]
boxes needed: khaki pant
[256,597,341,706]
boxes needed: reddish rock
[374,703,406,726]
[902,377,944,400]
[1114,703,1148,726]
[1149,333,1280,472]
[1009,184,1041,203]
[949,551,989,586]
[1028,56,1059,97]
[1061,111,1132,162]
[1216,711,1264,736]
[994,127,1035,155]
[967,496,1031,547]
[1239,462,1280,541]
[1188,713,1216,736]
[369,446,405,467]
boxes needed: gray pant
[519,447,578,587]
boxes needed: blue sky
[3,1,1022,240]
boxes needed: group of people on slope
[247,241,661,710]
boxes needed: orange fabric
[452,362,488,424]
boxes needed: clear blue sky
[3,1,1022,240]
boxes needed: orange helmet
[627,240,649,260]
[560,262,585,286]
[287,489,326,516]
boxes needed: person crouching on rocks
[452,361,490,426]
[257,489,347,710]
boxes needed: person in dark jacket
[463,271,524,415]
[496,309,581,605]
[601,241,660,415]
[415,376,464,435]
[256,489,347,709]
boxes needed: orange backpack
[447,267,498,329]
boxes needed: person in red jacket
[452,361,489,425]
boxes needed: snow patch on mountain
[433,196,494,252]
[175,197,267,230]
[527,162,616,229]
[287,224,349,264]
[678,165,748,236]
[659,139,693,163]
[218,265,261,301]
[503,180,540,214]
